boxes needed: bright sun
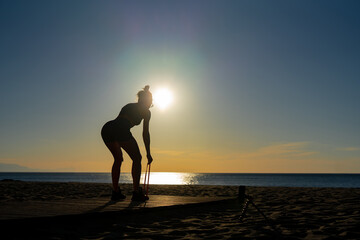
[153,88,174,110]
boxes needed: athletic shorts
[101,118,133,143]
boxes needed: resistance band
[143,163,151,196]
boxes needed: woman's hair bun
[137,85,152,101]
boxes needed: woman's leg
[104,141,123,191]
[121,137,142,191]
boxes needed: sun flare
[153,88,174,110]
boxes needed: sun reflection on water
[140,172,199,185]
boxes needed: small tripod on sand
[237,186,282,237]
[238,186,270,223]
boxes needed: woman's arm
[143,110,153,164]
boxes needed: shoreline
[1,180,360,201]
[2,172,360,189]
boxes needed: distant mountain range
[0,163,74,172]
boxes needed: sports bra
[117,103,143,126]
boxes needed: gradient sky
[1,0,359,173]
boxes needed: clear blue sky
[1,0,359,172]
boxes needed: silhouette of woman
[101,85,153,201]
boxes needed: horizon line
[1,171,359,174]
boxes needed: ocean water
[1,172,359,188]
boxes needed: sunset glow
[153,88,174,110]
[1,1,359,173]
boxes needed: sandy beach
[1,180,360,239]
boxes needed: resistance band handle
[143,163,151,196]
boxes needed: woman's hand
[147,154,153,164]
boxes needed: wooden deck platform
[0,195,236,222]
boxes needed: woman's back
[117,103,142,126]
